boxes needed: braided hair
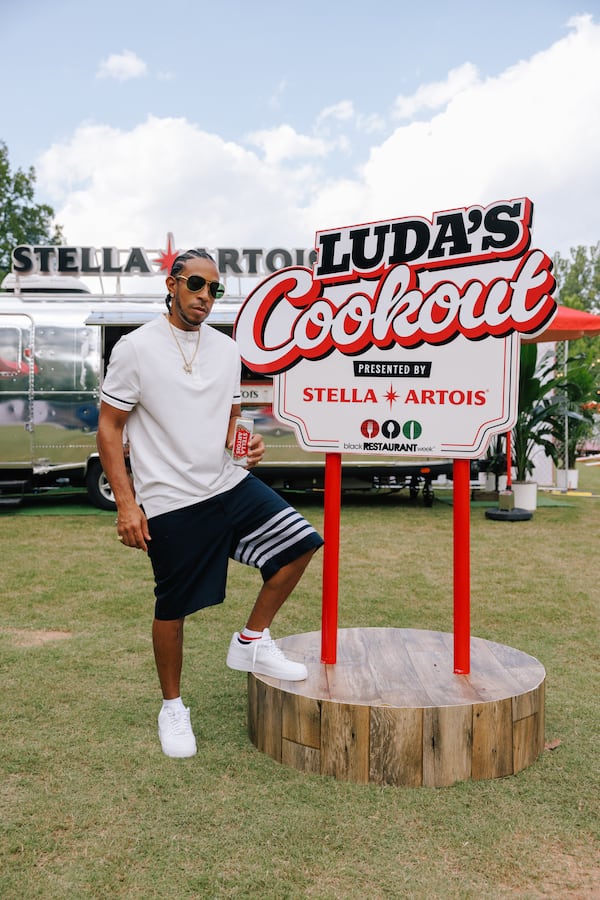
[165,249,216,313]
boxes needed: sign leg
[321,452,341,664]
[453,458,471,674]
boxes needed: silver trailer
[0,277,457,509]
[0,278,158,508]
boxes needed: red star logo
[154,232,180,273]
[384,385,399,409]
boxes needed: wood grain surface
[248,628,545,787]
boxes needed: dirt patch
[497,845,600,898]
[0,628,72,648]
[536,848,600,898]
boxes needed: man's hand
[246,432,265,468]
[116,503,151,552]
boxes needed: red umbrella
[523,304,600,343]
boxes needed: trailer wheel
[86,459,116,511]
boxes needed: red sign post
[321,453,342,664]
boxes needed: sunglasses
[175,274,225,300]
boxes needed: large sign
[234,198,556,460]
[11,235,315,278]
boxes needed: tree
[552,243,600,361]
[0,141,63,284]
[553,244,600,314]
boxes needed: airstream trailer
[0,271,455,509]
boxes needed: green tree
[553,243,600,314]
[552,243,600,362]
[551,244,600,458]
[0,141,63,283]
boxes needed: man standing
[97,249,323,758]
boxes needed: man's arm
[97,402,151,551]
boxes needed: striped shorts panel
[228,476,324,581]
[233,505,320,572]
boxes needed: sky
[3,0,600,282]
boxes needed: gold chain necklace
[167,317,201,374]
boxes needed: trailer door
[0,313,35,465]
[29,320,101,471]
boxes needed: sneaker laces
[164,707,191,734]
[253,631,286,663]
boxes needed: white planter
[512,481,538,511]
[484,473,508,492]
[556,469,578,490]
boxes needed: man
[97,249,323,759]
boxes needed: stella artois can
[231,417,253,466]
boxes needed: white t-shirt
[100,314,247,518]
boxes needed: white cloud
[246,124,331,165]
[316,100,355,126]
[307,14,600,254]
[37,15,600,261]
[268,79,287,110]
[37,117,320,247]
[393,63,480,119]
[315,101,384,137]
[355,112,386,135]
[96,50,148,81]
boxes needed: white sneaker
[226,628,308,681]
[158,705,197,758]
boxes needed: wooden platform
[248,628,545,787]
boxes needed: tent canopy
[523,304,600,343]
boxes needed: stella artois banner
[234,198,556,459]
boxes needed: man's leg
[226,549,317,680]
[152,617,185,699]
[244,548,316,631]
[153,616,197,758]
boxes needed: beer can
[231,417,253,466]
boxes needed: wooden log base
[247,628,545,788]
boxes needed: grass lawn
[1,465,599,898]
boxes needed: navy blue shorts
[147,474,323,620]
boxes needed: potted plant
[511,343,562,510]
[555,408,591,489]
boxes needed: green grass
[1,465,599,898]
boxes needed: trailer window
[0,325,34,381]
[34,326,98,391]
